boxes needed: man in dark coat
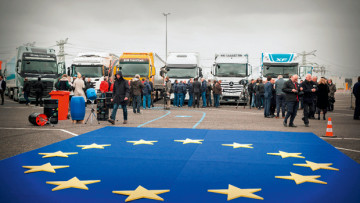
[309,76,318,119]
[201,78,207,107]
[353,76,360,120]
[176,81,184,107]
[34,77,44,107]
[301,74,317,127]
[248,79,254,108]
[108,71,130,125]
[264,76,273,118]
[0,75,6,105]
[23,77,31,106]
[192,78,201,108]
[187,79,194,107]
[282,74,300,127]
[130,74,144,114]
[255,79,264,109]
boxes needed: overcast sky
[0,0,359,77]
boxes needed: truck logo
[276,58,288,62]
[229,82,234,86]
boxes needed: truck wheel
[9,89,14,99]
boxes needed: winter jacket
[282,80,300,102]
[130,78,144,96]
[248,83,254,94]
[23,81,31,93]
[264,82,273,99]
[316,83,329,109]
[142,82,152,95]
[206,83,212,95]
[274,78,285,95]
[73,78,86,101]
[34,81,44,95]
[58,77,70,91]
[100,81,109,93]
[255,83,265,95]
[301,80,317,104]
[353,82,360,98]
[113,72,130,105]
[213,82,222,95]
[176,83,184,94]
[328,83,336,98]
[201,80,207,93]
[187,82,193,94]
[192,81,201,94]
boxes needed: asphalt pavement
[0,92,359,163]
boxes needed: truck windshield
[120,63,148,77]
[73,65,103,78]
[22,60,58,74]
[263,65,298,78]
[166,67,197,78]
[215,63,247,77]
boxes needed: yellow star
[127,139,158,145]
[38,151,78,158]
[294,160,339,171]
[267,151,305,159]
[208,184,263,201]
[46,177,101,191]
[23,162,69,174]
[275,172,327,184]
[112,185,170,202]
[76,143,111,149]
[222,143,253,149]
[174,138,204,144]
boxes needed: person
[85,78,92,91]
[181,81,187,107]
[173,80,179,107]
[301,74,317,127]
[149,76,155,107]
[353,76,360,120]
[108,77,113,92]
[255,79,264,110]
[328,79,336,111]
[206,80,213,107]
[275,75,286,118]
[142,79,152,109]
[34,77,44,107]
[316,78,330,120]
[73,73,86,102]
[201,78,207,107]
[282,74,300,127]
[165,76,171,110]
[23,78,31,106]
[58,74,71,91]
[248,79,254,109]
[187,78,194,107]
[192,78,201,108]
[100,77,109,98]
[270,78,276,116]
[264,76,273,118]
[299,80,304,109]
[108,71,129,124]
[213,80,222,108]
[130,74,144,114]
[309,76,318,119]
[176,80,184,107]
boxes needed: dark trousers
[249,92,253,108]
[111,103,127,121]
[284,101,299,125]
[24,92,30,104]
[0,89,4,104]
[214,94,220,107]
[354,97,360,119]
[309,98,317,118]
[132,95,141,113]
[256,94,264,108]
[206,94,212,107]
[35,93,43,106]
[276,94,286,117]
[193,93,201,108]
[302,102,312,124]
[188,93,193,107]
[328,97,335,111]
[201,92,207,107]
[264,97,271,117]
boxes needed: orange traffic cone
[323,117,337,138]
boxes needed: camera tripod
[85,100,100,124]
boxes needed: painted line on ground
[335,147,360,153]
[137,110,171,128]
[322,137,360,141]
[176,115,192,118]
[0,127,78,136]
[192,111,206,129]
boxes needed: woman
[316,78,330,120]
[72,73,86,102]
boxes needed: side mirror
[67,67,71,76]
[16,59,21,68]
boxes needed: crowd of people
[247,74,348,127]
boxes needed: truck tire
[9,88,14,99]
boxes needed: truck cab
[71,52,119,93]
[165,52,202,100]
[4,46,64,102]
[261,53,299,81]
[212,54,251,103]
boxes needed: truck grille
[221,82,244,94]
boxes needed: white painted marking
[321,137,360,141]
[335,147,360,153]
[0,127,78,136]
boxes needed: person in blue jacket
[142,79,152,109]
[177,81,184,107]
[173,80,178,107]
[201,78,207,107]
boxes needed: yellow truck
[112,52,165,100]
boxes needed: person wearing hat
[108,71,130,124]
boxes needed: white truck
[212,53,251,104]
[261,53,301,81]
[165,52,203,100]
[70,52,119,93]
[3,46,65,102]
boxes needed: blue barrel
[70,96,85,120]
[86,88,97,101]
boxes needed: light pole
[163,13,170,61]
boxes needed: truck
[211,53,251,104]
[261,53,300,80]
[70,52,119,93]
[113,53,165,100]
[165,52,202,100]
[3,46,65,102]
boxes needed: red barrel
[49,91,70,120]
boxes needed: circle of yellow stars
[22,138,340,201]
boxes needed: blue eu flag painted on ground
[1,127,360,202]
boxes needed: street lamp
[162,13,170,61]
